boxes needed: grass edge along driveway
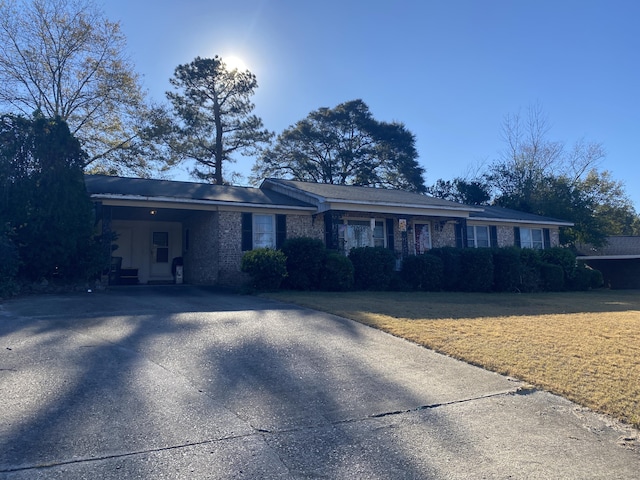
[263,290,640,429]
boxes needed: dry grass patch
[264,290,640,428]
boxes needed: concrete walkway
[0,286,638,479]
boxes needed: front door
[150,231,171,277]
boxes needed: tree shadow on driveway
[0,288,506,478]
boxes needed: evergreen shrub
[241,248,287,290]
[349,246,396,290]
[429,247,463,291]
[519,248,543,292]
[0,232,19,297]
[492,247,522,292]
[542,247,577,284]
[319,252,354,291]
[458,248,494,292]
[541,262,565,291]
[568,263,597,291]
[400,254,443,291]
[281,237,326,290]
[588,267,604,289]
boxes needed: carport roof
[576,236,640,259]
[85,175,315,210]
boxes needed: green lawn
[263,289,640,428]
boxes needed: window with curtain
[519,227,544,249]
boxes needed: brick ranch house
[85,175,573,286]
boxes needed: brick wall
[287,213,324,240]
[217,211,247,286]
[183,211,218,285]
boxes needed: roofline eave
[90,194,316,212]
[469,216,574,227]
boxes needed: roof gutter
[469,216,574,227]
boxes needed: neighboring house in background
[576,236,640,289]
[85,175,573,286]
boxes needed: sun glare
[223,55,248,72]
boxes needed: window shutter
[543,228,551,249]
[514,227,521,248]
[490,226,498,247]
[241,213,253,251]
[386,219,394,250]
[455,220,467,248]
[324,212,336,250]
[276,214,287,249]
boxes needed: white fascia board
[317,201,472,217]
[469,216,574,227]
[323,198,481,212]
[91,194,316,212]
[578,255,640,260]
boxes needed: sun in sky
[222,55,248,72]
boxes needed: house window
[467,225,490,248]
[339,219,385,252]
[414,223,432,254]
[253,214,276,249]
[241,213,287,250]
[519,227,544,249]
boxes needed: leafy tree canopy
[163,56,273,184]
[251,99,426,193]
[427,178,491,205]
[0,0,156,176]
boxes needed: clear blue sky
[103,0,640,209]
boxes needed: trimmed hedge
[320,252,354,291]
[400,254,443,291]
[458,248,494,292]
[492,247,522,292]
[396,247,601,294]
[281,237,326,290]
[429,247,463,291]
[519,248,543,292]
[349,246,396,290]
[541,262,565,291]
[241,248,288,290]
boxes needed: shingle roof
[469,205,574,226]
[85,175,314,209]
[576,236,640,257]
[261,178,478,211]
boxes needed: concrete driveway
[0,286,638,479]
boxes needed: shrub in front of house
[519,248,543,292]
[492,247,522,292]
[429,247,463,291]
[281,237,326,290]
[349,246,396,290]
[241,248,287,290]
[400,254,443,291]
[542,247,577,286]
[587,266,604,289]
[458,248,494,292]
[0,232,20,298]
[567,263,600,291]
[541,262,565,291]
[399,255,424,290]
[319,252,354,291]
